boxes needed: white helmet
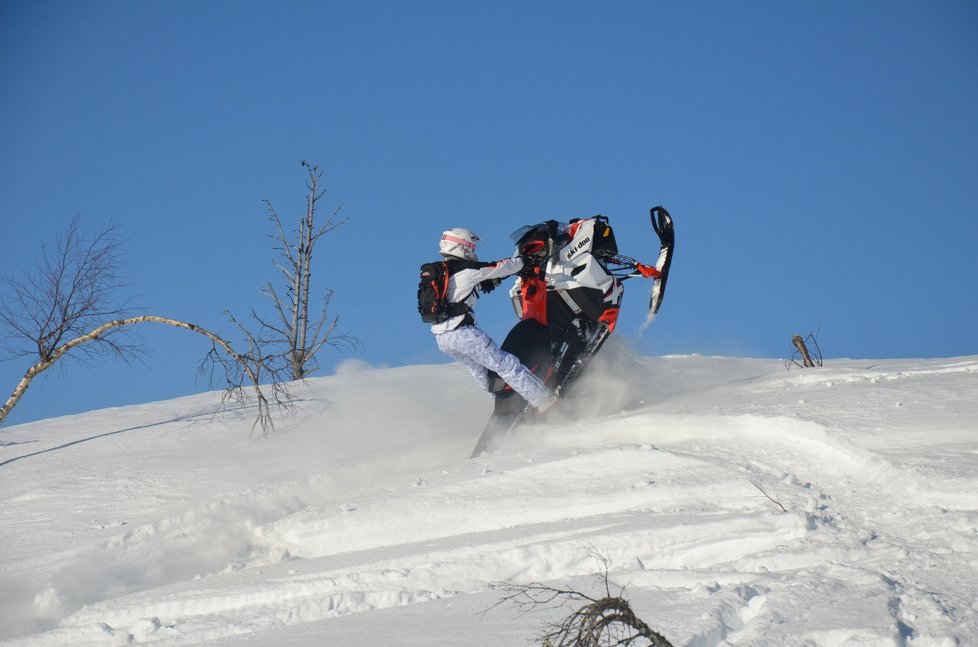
[439,227,480,261]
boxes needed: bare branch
[263,200,299,270]
[261,281,295,336]
[750,480,789,513]
[0,315,292,435]
[487,551,675,647]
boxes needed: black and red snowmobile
[471,206,675,457]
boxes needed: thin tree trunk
[299,210,311,374]
[1,315,258,426]
[290,239,303,379]
[296,176,316,379]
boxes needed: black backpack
[418,260,473,323]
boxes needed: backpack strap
[442,258,485,320]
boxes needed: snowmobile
[471,206,675,457]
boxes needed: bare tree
[1,218,133,367]
[0,218,289,434]
[490,550,675,647]
[256,160,354,381]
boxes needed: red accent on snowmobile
[520,272,548,325]
[599,306,620,333]
[634,262,661,279]
[568,220,583,239]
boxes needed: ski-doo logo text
[565,236,591,261]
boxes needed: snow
[1,346,977,646]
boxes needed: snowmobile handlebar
[598,252,660,280]
[610,205,673,281]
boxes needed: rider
[430,228,558,413]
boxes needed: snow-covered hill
[1,348,976,646]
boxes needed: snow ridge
[1,355,975,646]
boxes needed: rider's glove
[479,278,501,294]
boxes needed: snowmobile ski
[648,206,674,316]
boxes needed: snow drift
[1,351,976,646]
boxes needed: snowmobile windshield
[509,224,541,246]
[509,220,568,246]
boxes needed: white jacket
[430,257,525,333]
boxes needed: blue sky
[2,1,976,426]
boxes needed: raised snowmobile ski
[471,207,676,457]
[648,206,674,316]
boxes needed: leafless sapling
[255,160,355,381]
